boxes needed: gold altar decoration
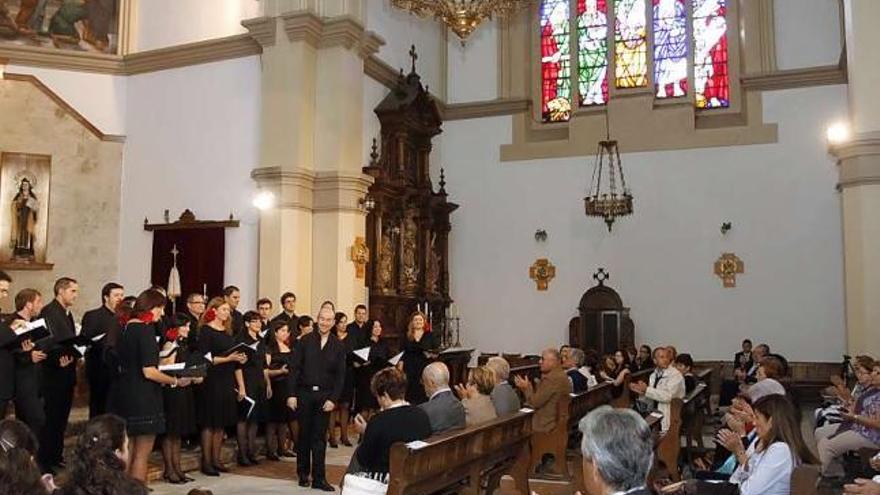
[529,258,556,291]
[350,236,370,279]
[714,253,744,288]
[390,0,527,43]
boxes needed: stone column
[247,2,381,316]
[831,0,880,356]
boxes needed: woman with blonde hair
[196,297,247,476]
[400,311,436,404]
[456,366,498,426]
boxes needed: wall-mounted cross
[593,268,609,286]
[409,44,418,73]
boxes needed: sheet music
[14,318,46,336]
[91,333,106,342]
[353,347,370,362]
[203,352,213,362]
[405,440,430,450]
[388,351,404,366]
[159,362,186,371]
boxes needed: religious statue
[425,233,440,294]
[10,177,38,259]
[400,213,419,294]
[377,230,395,293]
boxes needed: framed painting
[0,0,126,55]
[0,152,51,268]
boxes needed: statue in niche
[377,228,395,293]
[400,213,419,294]
[425,233,440,294]
[10,176,38,259]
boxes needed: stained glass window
[653,0,688,99]
[693,0,729,108]
[614,0,648,88]
[541,0,572,122]
[577,0,609,106]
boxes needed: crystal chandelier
[584,114,634,231]
[390,0,527,43]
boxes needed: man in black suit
[224,285,244,335]
[287,305,345,492]
[81,282,123,418]
[37,276,80,473]
[346,304,369,348]
[182,292,206,339]
[579,406,654,495]
[256,297,273,332]
[271,291,298,327]
[733,339,754,373]
[0,271,24,417]
[10,288,47,435]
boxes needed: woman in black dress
[265,319,297,460]
[400,311,436,405]
[235,311,270,466]
[329,312,355,447]
[354,319,391,420]
[197,297,247,476]
[109,289,192,483]
[159,315,201,484]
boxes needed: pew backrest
[387,411,533,495]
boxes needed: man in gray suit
[418,362,465,433]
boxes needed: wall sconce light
[534,229,548,242]
[359,194,375,212]
[721,222,732,235]
[252,190,276,211]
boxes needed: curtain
[150,228,225,313]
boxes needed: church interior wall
[439,84,847,361]
[774,0,842,70]
[0,77,124,314]
[131,0,263,53]
[117,57,261,305]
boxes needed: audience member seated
[673,353,697,394]
[514,348,571,433]
[816,359,880,479]
[455,366,498,426]
[694,394,757,480]
[720,343,769,406]
[734,339,754,374]
[484,356,521,416]
[578,406,653,495]
[843,453,880,494]
[629,346,685,433]
[564,348,597,393]
[418,362,466,434]
[0,418,53,495]
[713,394,817,495]
[631,344,654,373]
[599,350,631,398]
[350,367,431,478]
[743,356,787,402]
[59,414,149,495]
[816,356,875,428]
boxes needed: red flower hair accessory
[165,327,180,342]
[204,308,217,323]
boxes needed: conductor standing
[287,305,345,492]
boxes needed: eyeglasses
[189,300,206,305]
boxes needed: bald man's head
[316,306,334,335]
[421,362,450,397]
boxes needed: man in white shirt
[629,346,685,432]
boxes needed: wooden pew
[387,411,533,495]
[528,391,572,478]
[655,398,684,482]
[682,382,709,462]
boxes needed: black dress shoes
[200,467,220,477]
[237,455,253,467]
[312,480,335,492]
[213,463,230,473]
[298,478,311,487]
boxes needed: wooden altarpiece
[363,54,459,356]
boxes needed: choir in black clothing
[0,269,408,492]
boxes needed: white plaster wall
[439,85,847,361]
[133,0,263,52]
[364,0,445,96]
[447,20,497,103]
[774,0,842,70]
[119,57,261,305]
[5,65,127,135]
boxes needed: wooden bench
[656,398,684,481]
[681,369,713,460]
[387,411,533,495]
[528,391,572,478]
